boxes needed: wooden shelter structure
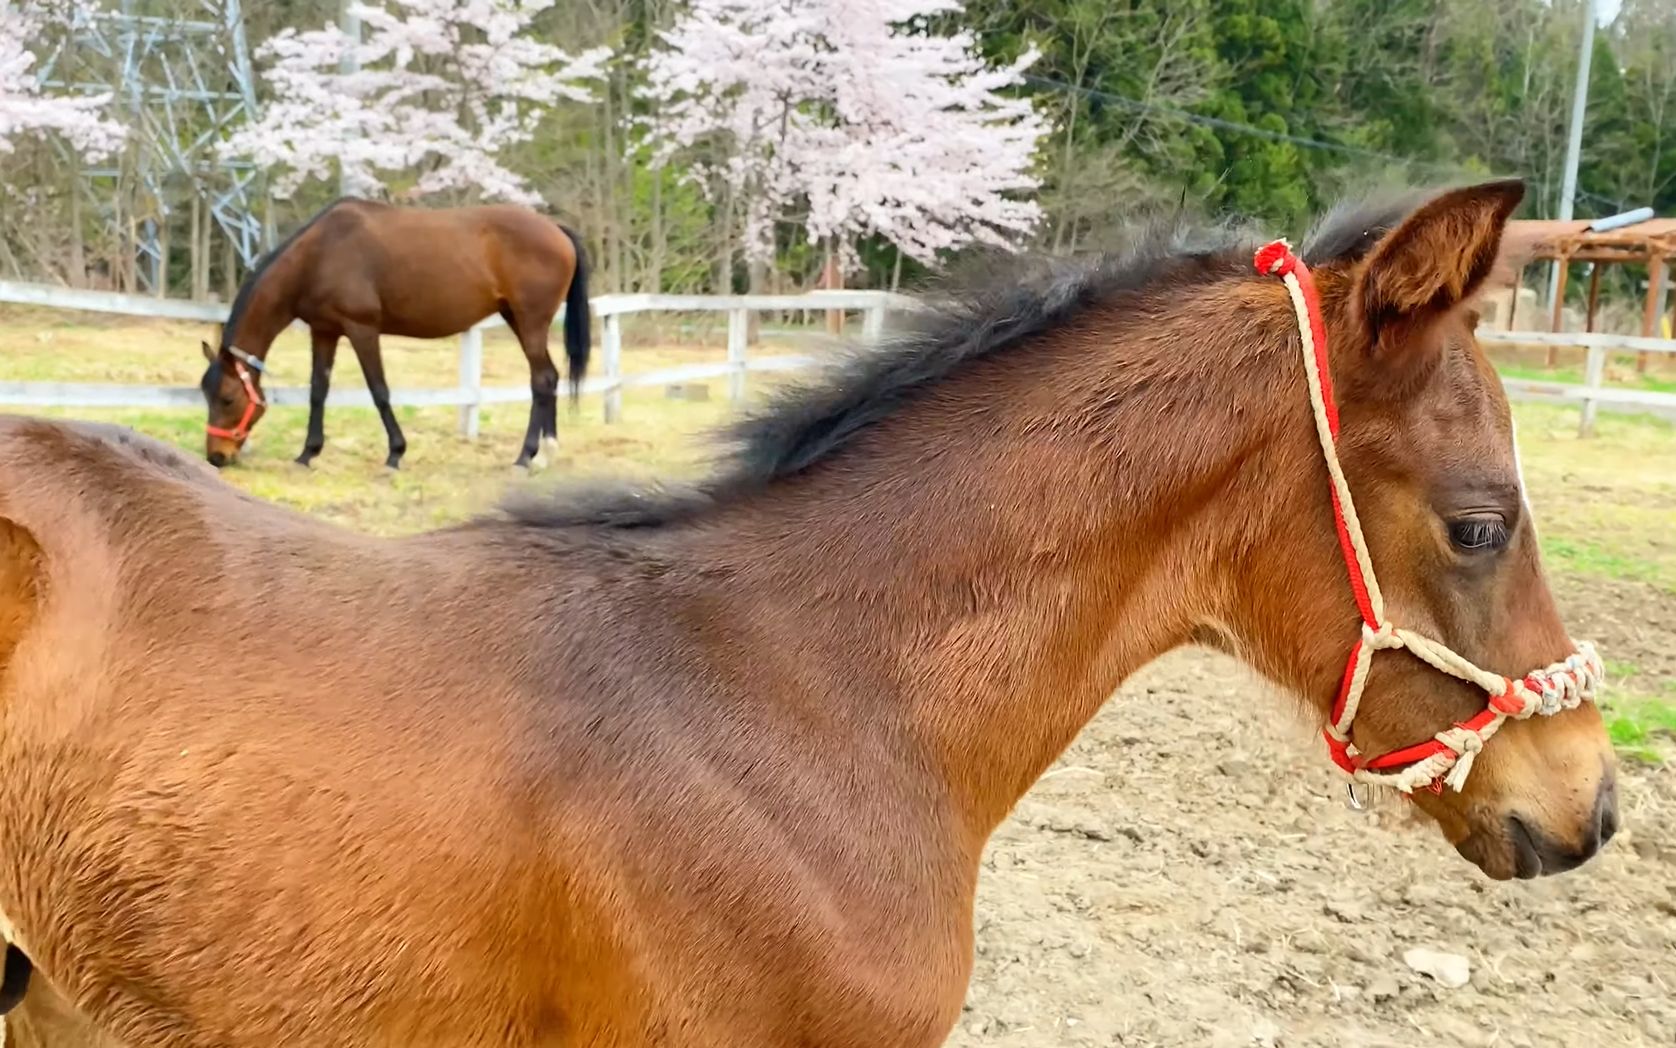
[1495,215,1676,368]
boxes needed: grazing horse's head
[199,341,267,467]
[1229,180,1615,879]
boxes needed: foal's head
[199,341,266,467]
[1226,180,1614,878]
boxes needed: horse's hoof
[294,454,316,468]
[384,458,402,471]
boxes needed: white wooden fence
[1476,329,1676,436]
[0,280,915,438]
[1,280,1672,439]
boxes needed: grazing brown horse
[198,198,590,470]
[0,181,1616,1048]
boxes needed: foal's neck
[701,287,1301,837]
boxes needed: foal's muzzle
[1454,774,1619,879]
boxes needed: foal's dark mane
[504,192,1424,531]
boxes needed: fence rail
[1479,328,1676,435]
[0,280,914,435]
[2,281,1673,438]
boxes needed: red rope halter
[205,348,266,443]
[1253,240,1602,796]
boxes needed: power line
[1022,74,1468,176]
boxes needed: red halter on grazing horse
[198,199,590,470]
[0,180,1615,1047]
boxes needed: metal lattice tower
[38,0,269,290]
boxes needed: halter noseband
[206,346,266,443]
[1254,240,1602,797]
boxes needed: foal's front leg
[346,328,407,470]
[296,329,339,467]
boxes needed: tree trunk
[224,227,237,303]
[189,195,205,301]
[68,186,87,288]
[649,169,665,294]
[747,259,767,345]
[713,177,735,295]
[155,212,170,299]
[124,215,138,295]
[824,242,843,336]
[891,248,904,293]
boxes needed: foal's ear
[200,340,216,364]
[1353,179,1525,350]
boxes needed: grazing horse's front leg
[346,328,407,470]
[297,329,340,467]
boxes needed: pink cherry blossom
[641,0,1045,267]
[223,0,609,205]
[0,1,124,158]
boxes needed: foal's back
[0,419,962,1047]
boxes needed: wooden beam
[1505,265,1525,330]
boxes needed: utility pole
[1548,0,1597,317]
[338,0,362,198]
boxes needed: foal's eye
[1448,516,1510,552]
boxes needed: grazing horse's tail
[560,226,591,405]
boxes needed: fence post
[602,312,623,424]
[862,305,885,342]
[457,325,483,439]
[1578,343,1606,438]
[727,307,749,403]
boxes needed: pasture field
[3,309,1675,1045]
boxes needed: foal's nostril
[207,451,227,468]
[1595,776,1620,846]
[1506,814,1544,879]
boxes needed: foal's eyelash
[1448,518,1510,552]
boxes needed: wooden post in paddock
[1584,263,1602,333]
[1641,255,1667,374]
[1548,257,1570,367]
[602,312,623,424]
[726,308,749,403]
[862,306,885,343]
[1579,345,1606,438]
[457,326,483,439]
[1505,265,1525,330]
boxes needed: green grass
[1493,346,1676,396]
[1506,403,1676,593]
[1597,663,1676,765]
[1604,696,1676,765]
[5,311,1676,759]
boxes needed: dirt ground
[948,575,1676,1048]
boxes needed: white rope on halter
[1258,240,1603,795]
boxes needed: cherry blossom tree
[223,0,610,205]
[640,0,1046,270]
[0,0,123,159]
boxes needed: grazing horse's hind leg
[345,327,407,470]
[507,305,560,469]
[296,329,340,467]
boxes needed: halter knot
[1362,621,1402,650]
[1253,240,1297,277]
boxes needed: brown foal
[0,181,1614,1047]
[199,199,590,470]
